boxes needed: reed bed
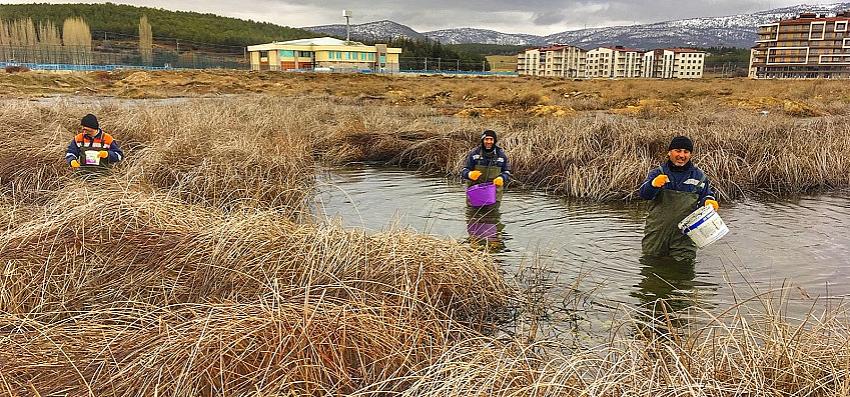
[0,300,470,396]
[350,296,850,396]
[4,95,849,203]
[0,187,512,324]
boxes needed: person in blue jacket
[65,114,124,175]
[639,136,718,261]
[461,130,511,205]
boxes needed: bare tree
[62,17,92,64]
[38,20,61,63]
[139,15,153,65]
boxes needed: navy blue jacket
[65,129,124,165]
[639,161,715,205]
[461,146,511,182]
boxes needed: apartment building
[517,48,541,76]
[517,45,586,77]
[749,11,850,79]
[586,46,643,78]
[643,49,706,78]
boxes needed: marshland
[1,70,849,396]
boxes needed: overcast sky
[5,0,845,35]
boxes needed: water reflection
[465,204,507,253]
[314,164,850,321]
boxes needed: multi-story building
[540,45,587,78]
[586,46,643,78]
[518,44,705,79]
[517,48,541,76]
[246,37,401,72]
[749,11,850,79]
[643,49,706,78]
[517,45,585,77]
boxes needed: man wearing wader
[639,136,718,262]
[461,130,511,206]
[65,114,124,177]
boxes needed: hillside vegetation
[0,3,317,47]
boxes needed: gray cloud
[4,0,843,34]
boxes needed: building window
[259,51,269,58]
[279,50,294,57]
[298,51,313,57]
[836,21,848,32]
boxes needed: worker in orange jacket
[64,114,124,170]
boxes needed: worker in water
[639,135,718,262]
[461,129,511,206]
[65,114,124,174]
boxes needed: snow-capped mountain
[423,28,541,45]
[302,3,850,49]
[304,20,424,42]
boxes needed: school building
[246,37,402,72]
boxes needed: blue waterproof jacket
[461,146,511,182]
[639,161,715,205]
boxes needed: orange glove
[70,159,80,168]
[98,150,109,159]
[651,174,669,188]
[493,176,504,187]
[468,170,482,181]
[705,199,719,211]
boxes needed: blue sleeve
[65,139,80,164]
[639,167,663,200]
[108,139,124,163]
[461,151,475,180]
[500,150,511,182]
[699,176,715,205]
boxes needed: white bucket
[678,205,729,248]
[84,150,101,166]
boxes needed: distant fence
[0,44,248,70]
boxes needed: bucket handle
[681,211,714,235]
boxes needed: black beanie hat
[81,114,99,130]
[481,129,497,144]
[668,135,693,152]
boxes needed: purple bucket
[466,183,497,207]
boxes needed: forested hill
[0,3,317,47]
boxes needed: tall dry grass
[0,95,849,395]
[2,96,847,205]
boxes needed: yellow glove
[493,176,504,187]
[70,159,80,168]
[468,170,482,181]
[98,150,109,159]
[705,199,719,211]
[651,174,669,188]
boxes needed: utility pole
[482,60,485,72]
[424,57,428,71]
[437,57,441,71]
[343,10,352,42]
[456,59,460,71]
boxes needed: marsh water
[314,164,850,331]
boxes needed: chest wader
[75,143,111,180]
[641,188,699,262]
[467,157,504,207]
